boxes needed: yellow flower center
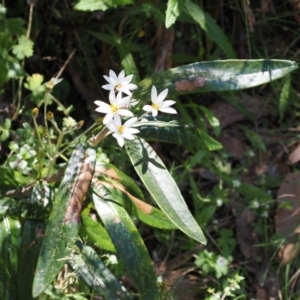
[118,125,124,134]
[152,103,159,110]
[111,104,118,113]
[115,83,122,90]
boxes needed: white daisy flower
[142,86,177,117]
[94,90,133,124]
[106,115,140,147]
[102,70,138,96]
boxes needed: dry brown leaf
[231,201,263,262]
[276,172,300,237]
[288,143,300,165]
[278,243,300,265]
[217,134,246,158]
[209,95,276,129]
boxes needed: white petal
[118,95,131,107]
[118,109,134,117]
[123,74,134,83]
[103,113,114,124]
[157,88,168,103]
[102,83,114,90]
[109,70,117,80]
[106,120,118,132]
[117,87,132,96]
[151,86,157,102]
[124,117,138,128]
[152,108,158,116]
[103,75,114,85]
[95,106,112,114]
[142,105,152,112]
[109,90,117,104]
[118,70,125,79]
[126,128,140,134]
[122,133,135,140]
[160,100,176,108]
[113,133,124,147]
[94,100,108,107]
[159,107,177,114]
[113,114,122,126]
[127,83,138,90]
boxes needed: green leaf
[165,0,185,28]
[80,208,116,252]
[135,117,222,151]
[12,35,34,60]
[92,192,160,300]
[74,0,133,11]
[93,179,177,229]
[0,198,50,219]
[0,216,21,300]
[0,17,26,36]
[33,144,96,298]
[279,75,291,120]
[0,259,17,300]
[87,28,140,82]
[133,60,298,101]
[198,105,220,136]
[70,241,133,300]
[185,0,236,58]
[125,137,206,244]
[18,220,46,300]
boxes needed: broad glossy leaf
[133,60,298,101]
[93,193,160,300]
[0,216,21,300]
[185,1,236,58]
[135,117,222,151]
[97,162,145,200]
[0,198,49,219]
[125,137,206,244]
[92,179,177,229]
[70,241,133,300]
[18,220,46,300]
[33,144,96,297]
[279,75,291,120]
[80,208,116,252]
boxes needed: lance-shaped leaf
[133,59,298,101]
[93,178,177,230]
[0,216,21,300]
[134,117,222,151]
[32,144,96,297]
[70,241,133,300]
[80,208,116,252]
[126,137,206,245]
[92,191,160,300]
[18,220,46,300]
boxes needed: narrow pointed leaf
[125,137,206,244]
[33,144,96,297]
[135,117,222,151]
[185,0,236,58]
[70,241,133,300]
[80,209,116,252]
[133,60,298,101]
[18,220,46,300]
[0,216,21,300]
[92,191,160,300]
[93,179,177,229]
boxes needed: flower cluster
[94,70,177,147]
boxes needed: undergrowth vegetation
[1,0,300,299]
